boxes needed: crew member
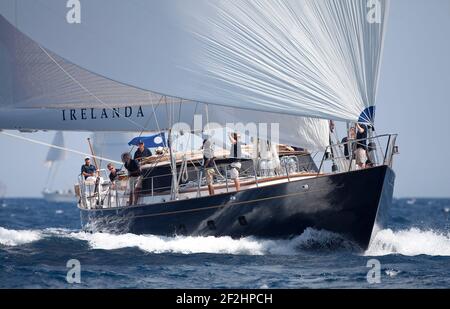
[107,163,122,183]
[229,132,242,192]
[355,123,368,169]
[81,157,97,180]
[342,127,356,160]
[202,136,216,196]
[134,141,152,161]
[121,152,142,205]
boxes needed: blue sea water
[0,198,449,288]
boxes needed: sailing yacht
[42,132,77,204]
[0,181,6,207]
[0,1,396,249]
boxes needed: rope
[0,131,122,164]
[151,96,167,147]
[177,154,189,186]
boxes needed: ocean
[0,198,449,289]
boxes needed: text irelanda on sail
[61,106,145,121]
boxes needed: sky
[0,0,450,198]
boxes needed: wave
[366,228,450,256]
[68,227,357,255]
[1,224,355,254]
[0,227,42,246]
[72,232,270,255]
[2,225,450,257]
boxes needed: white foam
[385,269,401,277]
[366,228,450,256]
[0,227,42,246]
[5,225,448,257]
[72,232,273,255]
[43,227,77,235]
[69,227,354,255]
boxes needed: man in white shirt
[202,135,216,195]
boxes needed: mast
[168,129,178,200]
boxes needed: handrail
[329,133,397,149]
[316,133,398,175]
[383,135,392,165]
[77,133,398,210]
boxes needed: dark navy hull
[80,166,395,250]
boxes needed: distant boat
[406,199,417,205]
[42,132,77,204]
[0,181,6,207]
[42,189,77,204]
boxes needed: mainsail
[0,0,389,149]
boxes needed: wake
[0,227,41,246]
[70,227,357,255]
[1,226,450,257]
[365,228,450,256]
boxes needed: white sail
[45,131,65,165]
[0,9,329,150]
[43,131,66,190]
[0,0,388,124]
[91,132,136,165]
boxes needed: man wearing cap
[134,141,152,161]
[81,157,97,180]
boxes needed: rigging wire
[126,94,165,156]
[39,45,148,132]
[0,131,121,165]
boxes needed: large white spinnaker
[0,0,388,124]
